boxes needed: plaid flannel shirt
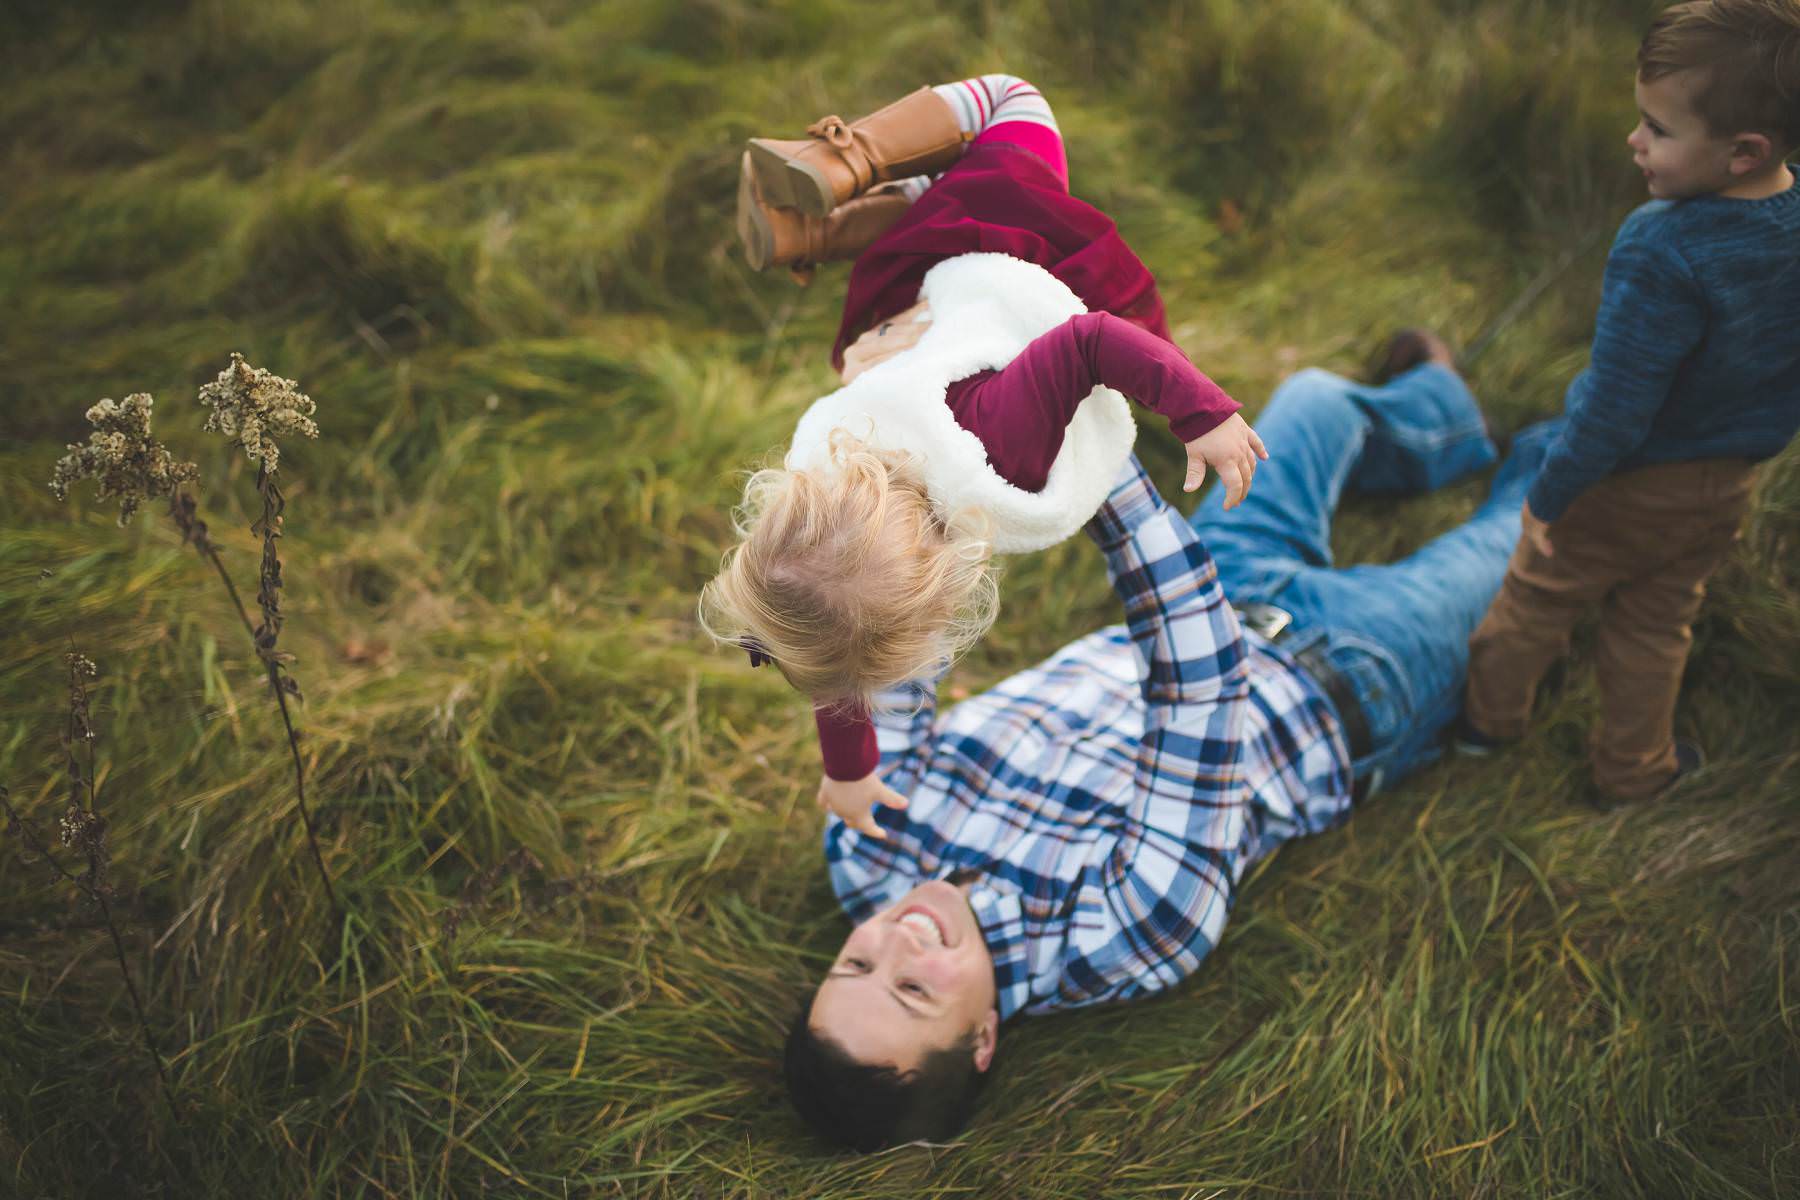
[824,458,1354,1018]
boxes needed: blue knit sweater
[1528,178,1800,522]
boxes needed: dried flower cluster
[198,353,318,475]
[49,395,198,525]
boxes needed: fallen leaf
[340,638,393,666]
[1218,198,1245,236]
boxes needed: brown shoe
[746,87,967,217]
[738,155,910,282]
[1368,328,1457,385]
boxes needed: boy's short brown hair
[1638,0,1800,148]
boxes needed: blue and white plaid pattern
[825,458,1354,1018]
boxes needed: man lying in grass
[787,342,1563,1152]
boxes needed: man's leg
[1190,367,1366,602]
[1271,420,1561,786]
[1346,364,1498,496]
[1195,362,1495,605]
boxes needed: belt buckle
[1235,602,1294,642]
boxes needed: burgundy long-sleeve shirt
[815,310,1238,781]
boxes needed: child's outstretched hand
[1184,412,1269,508]
[818,770,909,839]
[1522,500,1555,558]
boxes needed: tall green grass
[2,0,1795,1195]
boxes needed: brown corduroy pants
[1466,458,1758,801]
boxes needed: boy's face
[1626,71,1768,201]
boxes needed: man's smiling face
[808,879,1000,1075]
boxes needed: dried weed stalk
[440,848,544,946]
[198,354,336,914]
[50,356,338,914]
[0,655,179,1120]
[439,851,603,963]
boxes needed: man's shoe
[1368,328,1457,385]
[738,155,911,280]
[1451,712,1513,757]
[746,87,967,217]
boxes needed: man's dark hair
[782,999,989,1152]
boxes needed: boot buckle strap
[807,115,854,149]
[805,114,873,191]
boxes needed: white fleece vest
[786,252,1137,554]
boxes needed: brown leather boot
[739,155,912,282]
[1367,328,1459,385]
[745,87,967,217]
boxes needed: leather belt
[1291,642,1374,762]
[1236,603,1374,762]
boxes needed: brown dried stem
[251,463,340,916]
[0,658,180,1122]
[169,481,339,918]
[168,489,256,641]
[0,801,180,1123]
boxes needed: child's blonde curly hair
[700,431,999,708]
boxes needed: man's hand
[841,301,931,385]
[818,770,909,839]
[1184,412,1269,508]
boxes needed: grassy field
[2,0,1797,1195]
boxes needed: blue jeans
[1191,365,1561,793]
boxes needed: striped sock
[892,77,1063,204]
[931,75,1060,137]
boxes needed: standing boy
[1462,0,1800,804]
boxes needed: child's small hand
[817,770,909,839]
[1184,412,1270,508]
[1523,500,1555,558]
